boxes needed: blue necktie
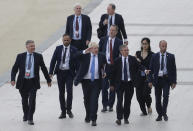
[27,54,32,70]
[90,55,95,81]
[124,58,128,81]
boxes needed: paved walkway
[1,0,193,131]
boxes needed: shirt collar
[75,14,82,18]
[122,56,128,60]
[160,52,166,56]
[109,37,115,41]
[91,53,98,57]
[27,51,33,55]
[63,44,70,49]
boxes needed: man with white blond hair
[74,42,107,126]
[65,3,92,50]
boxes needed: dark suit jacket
[148,52,177,86]
[65,14,92,42]
[49,45,78,77]
[74,52,107,86]
[99,36,123,61]
[110,55,145,88]
[99,13,127,40]
[11,52,51,90]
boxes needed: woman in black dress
[135,37,154,116]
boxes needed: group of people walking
[10,3,177,126]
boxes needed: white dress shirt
[73,15,82,40]
[25,52,34,79]
[84,53,99,79]
[106,37,115,64]
[121,56,131,81]
[59,45,70,70]
[158,52,168,76]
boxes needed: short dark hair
[110,24,118,31]
[25,40,34,46]
[119,44,128,51]
[109,3,116,10]
[62,33,71,39]
[141,37,151,52]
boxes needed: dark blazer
[110,55,145,88]
[65,14,92,42]
[148,52,177,86]
[74,52,107,86]
[11,52,51,90]
[49,45,78,77]
[99,36,123,60]
[99,13,127,40]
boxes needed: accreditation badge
[25,69,31,77]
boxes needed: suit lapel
[104,37,109,52]
[23,52,27,70]
[166,52,169,69]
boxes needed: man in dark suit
[74,42,106,126]
[11,40,52,125]
[148,40,177,122]
[49,34,78,119]
[110,45,149,125]
[99,25,123,112]
[99,3,128,44]
[65,4,92,50]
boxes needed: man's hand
[148,82,153,88]
[103,19,108,25]
[124,41,128,45]
[11,81,15,86]
[49,74,53,79]
[86,40,90,46]
[102,73,106,78]
[85,47,92,54]
[145,70,151,75]
[171,83,176,89]
[110,86,114,91]
[47,82,52,87]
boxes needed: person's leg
[155,78,163,117]
[89,81,100,121]
[124,82,134,120]
[116,83,124,120]
[57,72,66,114]
[28,88,37,121]
[66,73,73,113]
[81,80,91,121]
[162,78,170,116]
[101,77,109,110]
[136,78,147,115]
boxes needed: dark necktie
[27,54,32,70]
[76,16,79,38]
[124,58,128,81]
[161,54,164,70]
[110,39,113,64]
[109,16,112,27]
[62,47,67,64]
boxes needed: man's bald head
[159,40,167,53]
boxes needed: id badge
[25,69,31,77]
[158,70,164,77]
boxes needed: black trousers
[19,78,37,120]
[116,81,134,120]
[81,79,101,121]
[155,77,170,116]
[57,70,73,114]
[102,64,115,108]
[136,76,152,114]
[71,39,87,51]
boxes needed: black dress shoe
[59,113,66,119]
[85,118,90,123]
[28,120,34,125]
[156,116,162,121]
[116,119,121,125]
[124,119,129,124]
[23,116,27,122]
[109,107,113,112]
[91,121,97,126]
[101,107,107,112]
[163,115,168,121]
[67,111,74,118]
